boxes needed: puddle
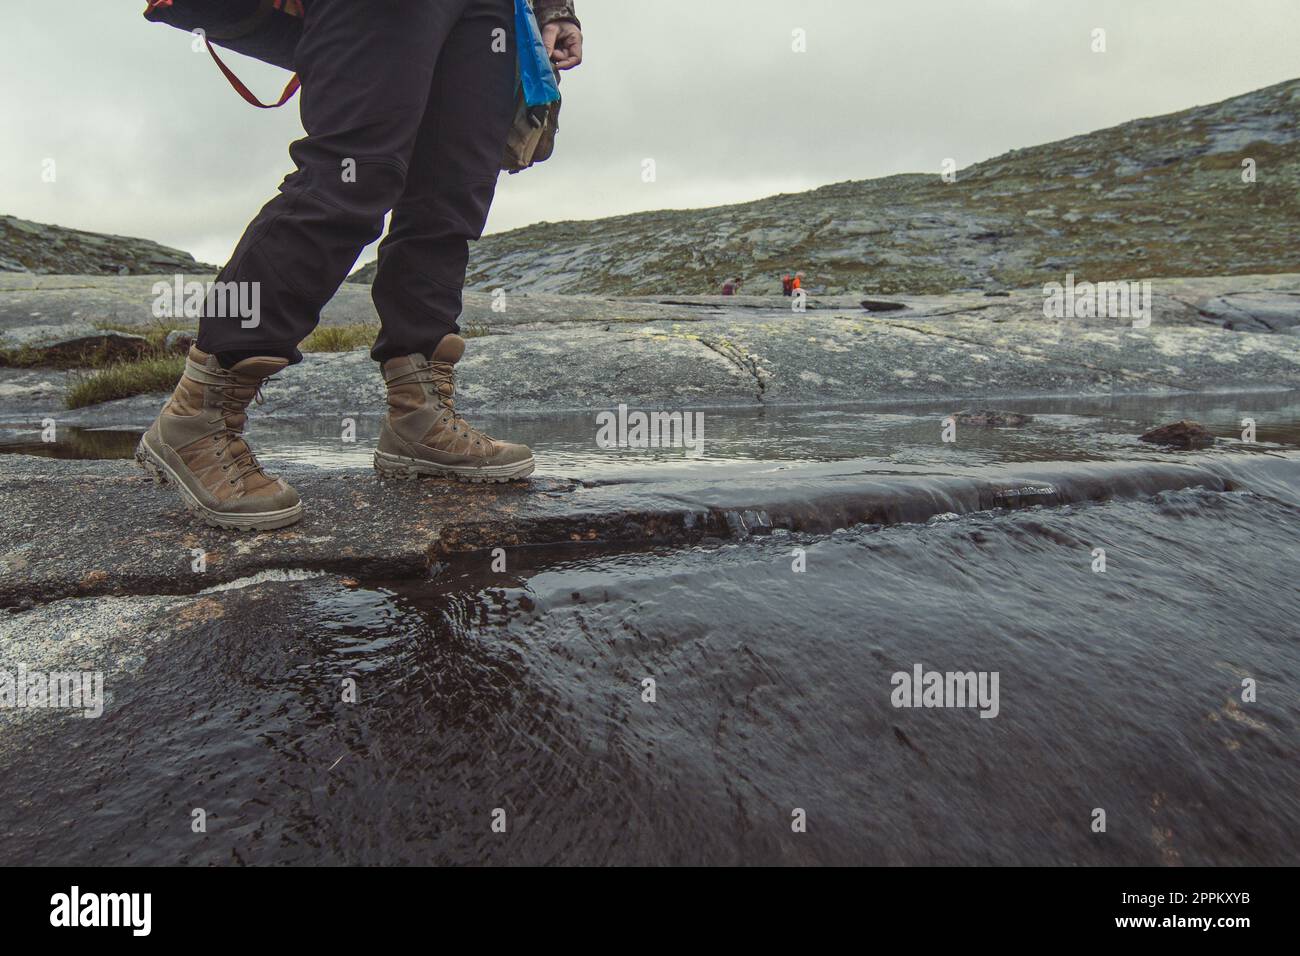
[3,392,1298,480]
[0,426,141,460]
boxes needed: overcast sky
[3,0,1298,268]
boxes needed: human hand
[541,21,583,70]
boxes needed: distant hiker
[722,278,741,295]
[781,274,793,296]
[792,271,805,292]
[136,0,584,531]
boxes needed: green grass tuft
[65,355,186,409]
[299,323,378,352]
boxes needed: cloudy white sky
[3,0,1298,268]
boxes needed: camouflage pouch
[502,77,561,174]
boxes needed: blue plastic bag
[515,0,561,107]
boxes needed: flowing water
[0,392,1297,865]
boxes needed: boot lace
[390,361,495,446]
[208,378,272,484]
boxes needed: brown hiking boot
[375,334,535,483]
[135,347,303,531]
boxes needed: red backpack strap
[204,37,300,108]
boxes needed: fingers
[550,33,583,70]
[541,23,559,57]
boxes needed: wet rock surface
[3,450,1296,608]
[953,408,1035,427]
[1140,419,1216,449]
[4,486,1297,865]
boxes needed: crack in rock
[695,336,768,401]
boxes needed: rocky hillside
[0,215,212,276]
[349,77,1300,296]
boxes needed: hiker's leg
[196,0,470,365]
[370,0,531,481]
[369,0,517,363]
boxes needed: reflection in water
[0,426,141,460]
[238,391,1300,479]
[6,392,1297,481]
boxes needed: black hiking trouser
[195,0,518,366]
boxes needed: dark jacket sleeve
[534,1,580,29]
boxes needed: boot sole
[373,450,535,484]
[135,435,304,532]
